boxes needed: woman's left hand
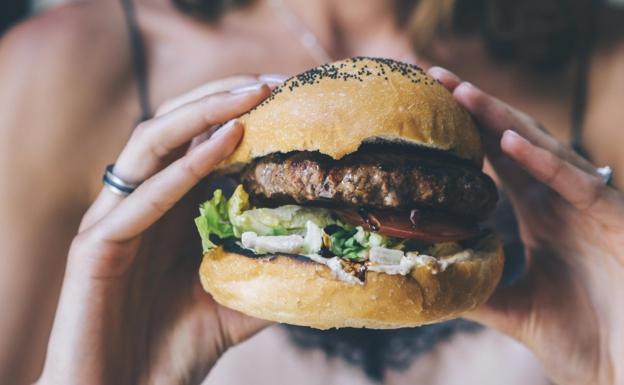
[428,67,624,385]
[36,76,280,385]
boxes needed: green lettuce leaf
[195,189,234,252]
[196,185,336,251]
[328,226,392,260]
[227,184,250,224]
[228,186,335,237]
[196,185,398,258]
[329,227,366,260]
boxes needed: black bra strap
[120,0,152,123]
[570,0,598,159]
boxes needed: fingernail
[211,119,238,140]
[229,83,265,94]
[501,130,529,147]
[461,81,476,90]
[503,130,525,141]
[503,129,519,138]
[427,66,449,77]
[258,73,289,83]
[454,81,480,96]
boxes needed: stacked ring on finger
[596,166,613,186]
[102,164,141,196]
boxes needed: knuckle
[148,139,170,160]
[459,83,487,109]
[132,121,152,139]
[544,155,564,185]
[471,90,489,110]
[155,99,175,116]
[198,97,223,124]
[69,229,135,279]
[518,109,543,132]
[552,141,567,158]
[146,195,173,217]
[532,118,547,132]
[181,155,206,183]
[579,181,606,212]
[132,119,169,159]
[70,227,106,256]
[69,232,90,252]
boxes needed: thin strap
[120,0,152,122]
[570,0,597,159]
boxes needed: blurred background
[1,1,624,385]
[1,0,80,34]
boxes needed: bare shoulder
[2,1,130,76]
[0,1,135,191]
[0,0,133,136]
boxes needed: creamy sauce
[407,250,475,274]
[241,232,304,254]
[307,254,364,285]
[369,246,404,264]
[367,255,420,275]
[239,233,476,284]
[438,250,474,271]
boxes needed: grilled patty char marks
[242,150,498,220]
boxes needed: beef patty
[242,149,498,220]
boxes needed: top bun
[220,57,483,169]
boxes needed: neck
[278,0,415,60]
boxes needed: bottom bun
[199,235,504,330]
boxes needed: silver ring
[596,166,613,185]
[102,164,140,196]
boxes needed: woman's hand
[428,67,624,385]
[37,75,284,385]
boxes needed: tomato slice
[335,208,479,242]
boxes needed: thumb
[216,305,274,347]
[463,274,534,343]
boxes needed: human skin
[37,79,276,385]
[2,1,624,383]
[429,66,624,385]
[32,68,624,385]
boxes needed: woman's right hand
[429,67,624,385]
[37,74,286,385]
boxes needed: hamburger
[195,57,503,330]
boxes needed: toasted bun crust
[199,236,503,329]
[219,57,483,170]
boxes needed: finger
[79,189,123,232]
[427,66,462,91]
[427,68,536,191]
[184,75,287,152]
[501,130,610,213]
[114,83,270,184]
[155,74,288,117]
[427,67,600,178]
[427,67,531,183]
[82,84,270,230]
[463,275,533,343]
[452,82,598,176]
[96,120,243,241]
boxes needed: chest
[206,327,549,385]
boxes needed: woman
[1,0,623,383]
[33,69,624,385]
